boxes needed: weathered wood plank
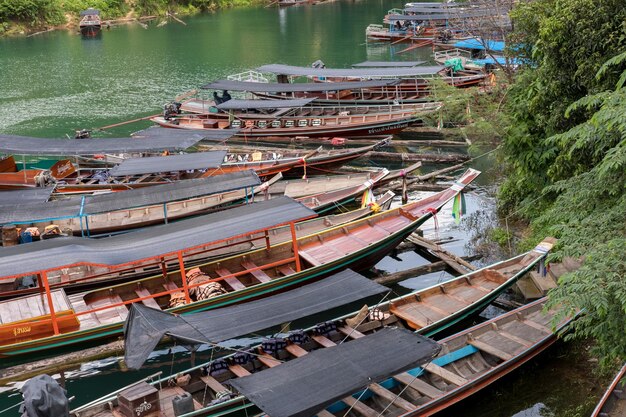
[393,373,444,399]
[422,363,468,386]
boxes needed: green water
[0,2,602,416]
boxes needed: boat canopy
[123,269,387,369]
[0,196,315,279]
[0,188,54,206]
[230,327,440,417]
[256,64,443,78]
[0,127,237,156]
[352,60,425,68]
[215,98,316,110]
[109,151,227,177]
[0,170,260,225]
[202,79,397,92]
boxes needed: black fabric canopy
[0,127,237,156]
[0,188,53,206]
[352,61,426,68]
[109,151,227,177]
[0,196,315,278]
[257,64,443,78]
[0,170,260,224]
[230,327,440,417]
[123,269,388,369]
[215,98,316,110]
[202,79,397,92]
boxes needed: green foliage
[0,0,65,26]
[0,0,259,31]
[499,0,626,215]
[505,53,626,366]
[499,0,626,366]
[60,0,128,18]
[488,227,513,248]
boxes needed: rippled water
[0,3,601,416]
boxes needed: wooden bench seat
[200,375,228,394]
[134,287,161,310]
[241,261,272,283]
[277,265,297,276]
[215,268,246,291]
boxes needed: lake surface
[0,2,601,416]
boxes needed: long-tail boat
[232,297,573,417]
[0,128,235,190]
[0,169,479,358]
[48,142,382,196]
[0,193,395,300]
[592,363,626,417]
[70,269,566,417]
[256,63,489,90]
[183,79,432,109]
[152,100,440,137]
[0,171,262,236]
[0,162,395,237]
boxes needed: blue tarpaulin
[454,39,505,52]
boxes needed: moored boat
[71,267,566,417]
[0,170,262,236]
[0,169,479,358]
[0,192,395,300]
[152,100,440,137]
[592,363,626,417]
[79,8,102,37]
[237,296,574,417]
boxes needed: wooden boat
[152,101,440,137]
[182,81,433,110]
[79,8,102,37]
[0,156,76,190]
[70,273,566,417]
[0,171,264,236]
[592,363,626,417]
[0,162,395,237]
[0,192,395,301]
[256,63,489,91]
[49,142,383,196]
[0,169,479,358]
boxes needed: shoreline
[1,1,265,38]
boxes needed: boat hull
[0,213,420,359]
[152,116,419,138]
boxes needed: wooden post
[41,271,60,335]
[402,174,408,205]
[177,252,191,304]
[264,230,271,252]
[160,257,168,279]
[289,222,301,272]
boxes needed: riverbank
[0,0,264,37]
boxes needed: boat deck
[0,290,71,323]
[299,214,409,266]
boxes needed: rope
[339,290,393,344]
[0,401,23,414]
[341,381,371,417]
[375,356,436,417]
